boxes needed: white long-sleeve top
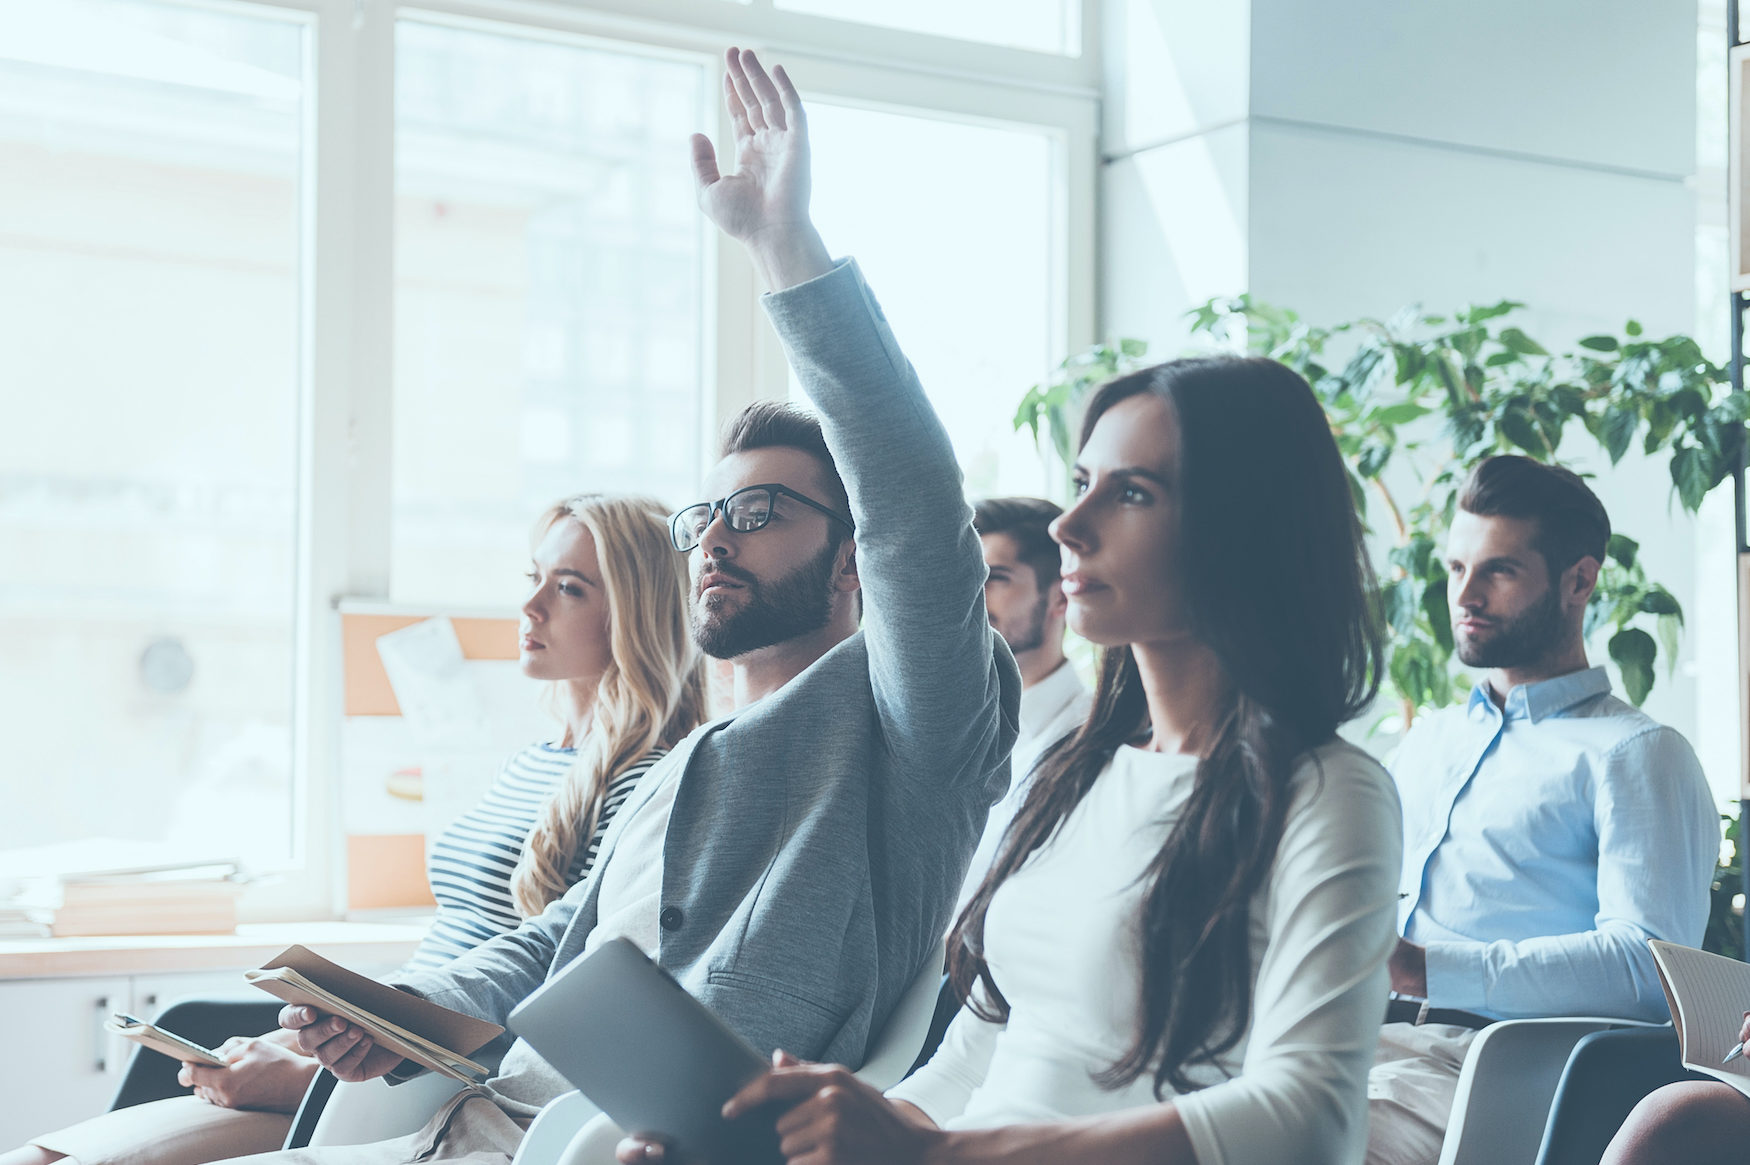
[888,740,1402,1165]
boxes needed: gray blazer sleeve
[389,876,587,1023]
[761,259,1019,791]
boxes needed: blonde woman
[6,494,704,1165]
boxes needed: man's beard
[1454,582,1565,668]
[691,540,840,660]
[997,590,1051,656]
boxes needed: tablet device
[508,939,782,1165]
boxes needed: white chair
[519,936,951,1165]
[1435,1016,1659,1165]
[305,1073,468,1147]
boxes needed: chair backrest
[1533,1024,1694,1165]
[1437,1018,1649,1165]
[851,936,949,1091]
[303,1072,466,1148]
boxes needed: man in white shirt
[958,497,1093,908]
[1366,455,1720,1165]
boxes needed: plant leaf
[1671,444,1710,512]
[1608,627,1657,705]
[1578,335,1620,352]
[1498,327,1548,356]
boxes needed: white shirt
[892,740,1402,1165]
[955,661,1092,911]
[585,758,682,959]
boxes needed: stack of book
[3,860,244,938]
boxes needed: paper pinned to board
[375,618,496,750]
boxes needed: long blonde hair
[510,494,706,916]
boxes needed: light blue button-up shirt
[1395,666,1718,1021]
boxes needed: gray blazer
[399,259,1021,1097]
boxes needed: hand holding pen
[1720,1010,1750,1066]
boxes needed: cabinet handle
[94,995,110,1072]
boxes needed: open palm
[692,48,812,246]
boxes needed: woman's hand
[177,1035,321,1112]
[729,1052,942,1165]
[278,1004,405,1083]
[616,1051,942,1165]
[690,48,831,292]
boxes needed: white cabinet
[0,968,297,1147]
[0,975,133,1146]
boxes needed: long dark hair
[947,356,1382,1096]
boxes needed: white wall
[1099,1,1728,777]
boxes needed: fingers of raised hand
[735,50,788,131]
[690,133,722,190]
[769,64,805,128]
[725,49,767,132]
[723,70,754,139]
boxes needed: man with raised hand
[1366,455,1719,1165]
[247,47,1018,1165]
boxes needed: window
[2,0,1092,917]
[0,0,308,862]
[802,101,1064,497]
[391,20,707,609]
[774,0,1083,57]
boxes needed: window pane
[0,1,306,863]
[800,103,1062,498]
[393,22,706,609]
[775,0,1081,56]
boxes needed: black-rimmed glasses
[670,484,854,553]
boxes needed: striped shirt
[401,742,665,973]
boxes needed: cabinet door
[0,976,133,1147]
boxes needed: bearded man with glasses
[259,47,1021,1165]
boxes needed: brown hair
[972,496,1065,589]
[720,400,850,522]
[1457,455,1610,576]
[949,357,1382,1097]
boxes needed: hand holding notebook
[248,944,503,1084]
[1647,940,1750,1099]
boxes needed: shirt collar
[1467,666,1611,724]
[1020,659,1086,739]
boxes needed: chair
[517,936,951,1165]
[1436,1017,1659,1165]
[299,1073,467,1148]
[1532,1025,1705,1165]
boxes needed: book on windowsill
[1647,939,1750,1099]
[245,944,503,1083]
[5,862,244,937]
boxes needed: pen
[1723,1041,1744,1066]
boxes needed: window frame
[104,0,1097,920]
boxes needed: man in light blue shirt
[1366,455,1720,1165]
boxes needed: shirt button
[659,906,684,932]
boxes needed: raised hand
[691,48,831,291]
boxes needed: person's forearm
[744,222,832,292]
[924,1106,1196,1165]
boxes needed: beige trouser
[1365,1021,1480,1165]
[212,1091,529,1165]
[33,1097,293,1165]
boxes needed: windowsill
[0,920,429,980]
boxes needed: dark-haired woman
[634,356,1404,1165]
